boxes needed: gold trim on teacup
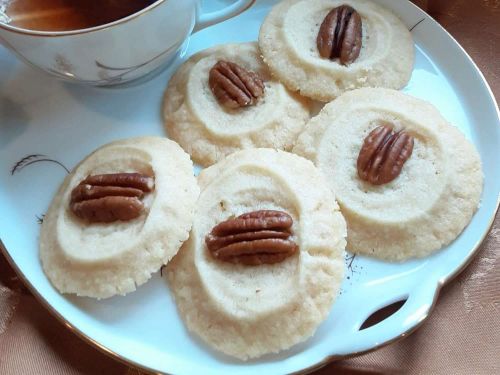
[0,31,182,85]
[0,0,168,37]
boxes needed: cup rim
[0,0,167,37]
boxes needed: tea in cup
[0,0,255,85]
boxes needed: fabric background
[0,0,499,374]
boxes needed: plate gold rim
[1,197,498,375]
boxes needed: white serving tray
[0,1,499,374]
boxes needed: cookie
[167,149,346,360]
[40,137,199,299]
[259,0,414,101]
[162,42,311,167]
[293,88,483,261]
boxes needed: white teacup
[0,0,254,86]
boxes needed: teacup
[0,0,255,86]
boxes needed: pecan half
[317,5,362,65]
[82,173,154,191]
[209,60,265,109]
[357,125,414,185]
[205,210,298,266]
[70,173,155,223]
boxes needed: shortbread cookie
[293,88,483,261]
[163,42,311,167]
[167,149,346,360]
[40,137,199,299]
[259,0,414,101]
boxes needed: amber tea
[0,0,157,31]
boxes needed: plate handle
[332,271,439,353]
[195,0,255,32]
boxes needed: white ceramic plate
[0,0,499,374]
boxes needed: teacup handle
[195,0,255,32]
